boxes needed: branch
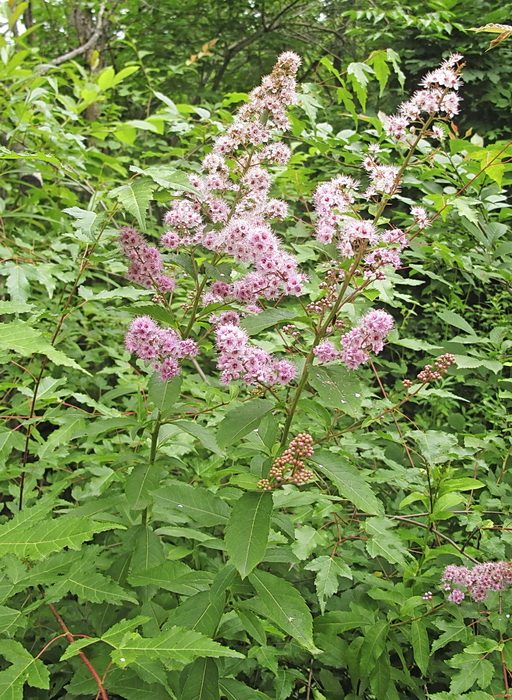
[40,0,119,69]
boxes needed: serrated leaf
[126,460,164,510]
[219,678,272,700]
[365,517,408,567]
[0,300,34,314]
[59,638,100,661]
[38,417,85,459]
[311,451,383,515]
[291,525,322,561]
[181,657,219,700]
[0,511,118,560]
[174,420,222,455]
[437,310,476,335]
[6,266,29,303]
[305,556,352,613]
[166,590,224,636]
[411,619,430,675]
[110,626,242,670]
[46,566,137,605]
[140,166,201,194]
[109,178,156,231]
[308,365,362,416]
[449,656,494,694]
[0,321,86,373]
[217,399,273,448]
[248,570,320,653]
[153,483,230,526]
[148,373,182,417]
[225,492,272,578]
[128,560,192,591]
[240,309,298,335]
[63,207,99,238]
[0,640,49,699]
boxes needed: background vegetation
[0,1,511,698]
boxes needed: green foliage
[1,5,512,699]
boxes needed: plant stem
[141,411,162,526]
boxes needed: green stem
[141,411,162,526]
[280,248,366,447]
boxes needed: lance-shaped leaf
[109,178,156,231]
[181,657,219,700]
[0,321,86,373]
[148,374,182,417]
[109,626,243,671]
[153,483,230,527]
[225,491,273,578]
[217,399,273,448]
[0,510,119,560]
[311,451,383,515]
[248,570,320,654]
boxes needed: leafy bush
[1,35,512,700]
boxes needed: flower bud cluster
[125,315,198,380]
[417,353,456,382]
[384,53,464,141]
[215,321,296,386]
[443,561,512,604]
[118,227,175,292]
[258,433,315,490]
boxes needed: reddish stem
[47,603,108,700]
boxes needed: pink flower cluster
[214,321,296,386]
[125,316,198,380]
[384,53,464,140]
[312,165,409,278]
[312,309,394,370]
[118,227,175,292]
[443,561,512,604]
[340,309,395,369]
[160,52,306,306]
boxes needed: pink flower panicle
[258,433,315,490]
[160,52,306,306]
[313,340,340,364]
[384,53,464,141]
[214,322,296,387]
[340,309,394,370]
[119,227,175,292]
[443,561,512,604]
[125,315,198,381]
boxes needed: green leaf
[449,655,494,694]
[240,309,298,335]
[305,556,352,613]
[153,483,231,526]
[311,451,383,515]
[6,266,29,303]
[364,517,408,567]
[109,178,157,231]
[225,491,273,578]
[112,65,140,85]
[0,300,34,314]
[0,641,49,699]
[173,420,222,455]
[166,590,224,636]
[126,461,164,510]
[138,166,201,194]
[411,619,430,675]
[437,310,476,335]
[217,399,274,448]
[97,66,115,90]
[110,626,242,671]
[38,417,85,459]
[181,657,219,700]
[219,678,272,700]
[0,321,86,373]
[0,510,118,560]
[308,365,362,417]
[291,525,322,561]
[361,619,389,662]
[248,570,320,653]
[63,207,99,238]
[128,560,194,591]
[148,374,182,417]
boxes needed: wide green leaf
[0,321,86,373]
[225,491,273,578]
[110,626,243,670]
[153,483,230,527]
[109,178,156,231]
[311,451,383,515]
[217,399,273,448]
[248,570,320,653]
[181,657,219,700]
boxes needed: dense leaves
[1,2,512,699]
